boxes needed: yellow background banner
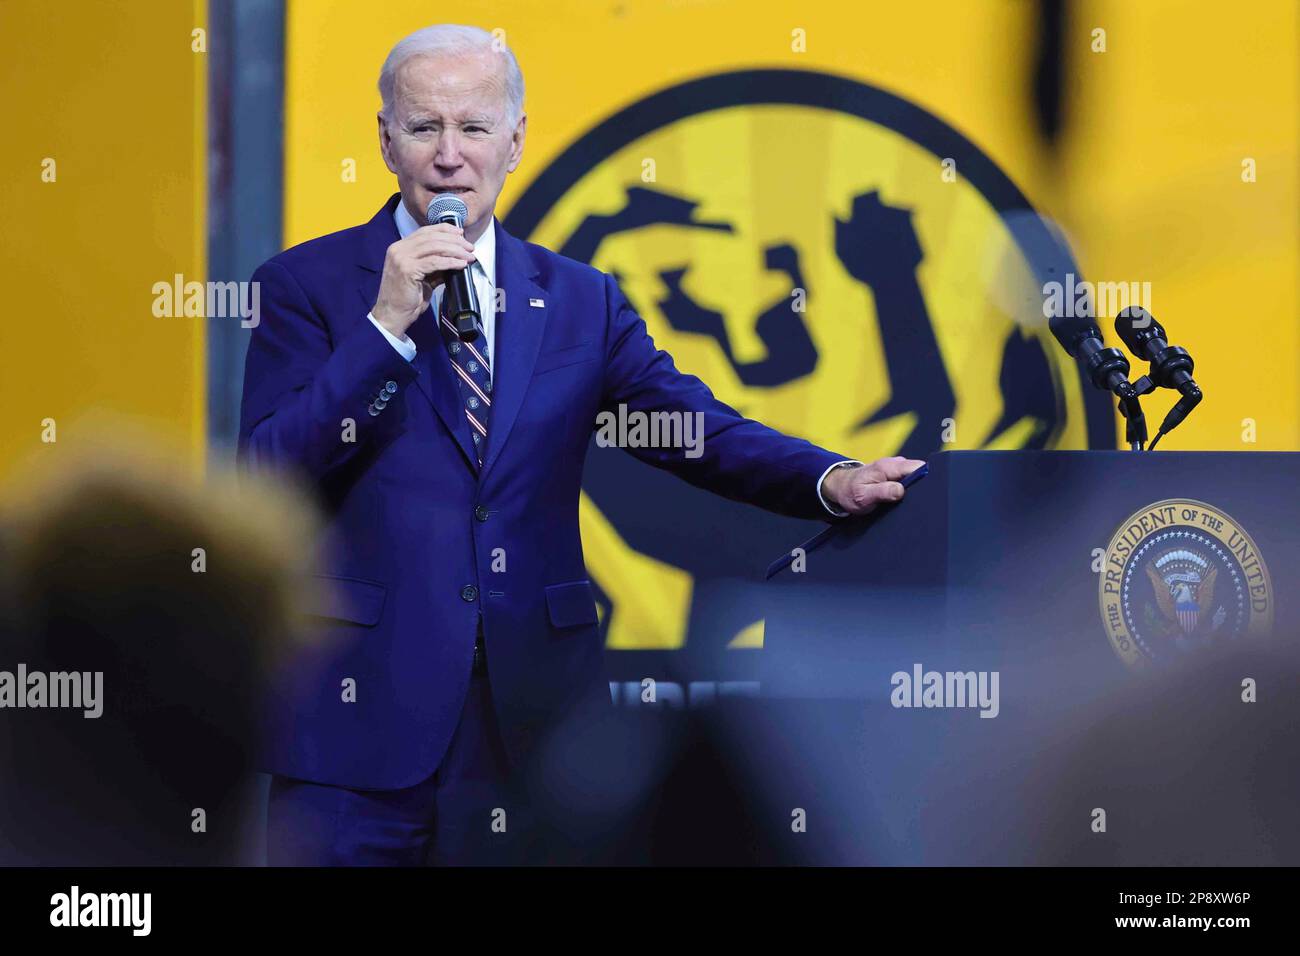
[284,0,1299,451]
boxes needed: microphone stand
[1077,337,1150,451]
[1148,380,1202,450]
[1119,376,1156,451]
[1113,309,1202,450]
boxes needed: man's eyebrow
[395,110,491,128]
[401,114,493,127]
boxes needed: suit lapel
[356,194,477,471]
[479,220,547,483]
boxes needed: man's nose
[434,129,464,167]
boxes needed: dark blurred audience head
[1029,642,1300,865]
[0,420,319,864]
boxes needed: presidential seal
[1099,499,1273,669]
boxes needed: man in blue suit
[238,24,923,865]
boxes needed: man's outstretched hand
[822,456,927,517]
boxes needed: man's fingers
[867,480,906,504]
[407,253,473,281]
[832,478,894,515]
[865,455,926,482]
[412,251,473,269]
[841,479,905,514]
[402,240,475,261]
[412,222,467,239]
[407,224,474,252]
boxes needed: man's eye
[465,126,485,133]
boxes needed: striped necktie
[439,287,493,466]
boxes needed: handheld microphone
[425,194,481,341]
[1114,307,1202,448]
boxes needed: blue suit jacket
[238,193,845,790]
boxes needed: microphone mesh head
[426,194,468,225]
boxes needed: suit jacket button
[474,505,489,522]
[385,381,398,394]
[461,585,478,602]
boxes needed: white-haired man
[238,23,922,865]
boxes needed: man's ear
[377,112,397,174]
[506,113,527,173]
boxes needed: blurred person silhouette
[0,424,318,865]
[1027,643,1300,866]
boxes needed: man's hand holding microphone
[370,221,476,340]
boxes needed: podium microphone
[1049,311,1149,449]
[1050,314,1132,392]
[1114,307,1202,449]
[425,194,481,341]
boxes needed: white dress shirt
[365,201,850,516]
[367,200,497,368]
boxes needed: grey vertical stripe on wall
[207,0,285,461]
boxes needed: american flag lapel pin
[529,297,545,308]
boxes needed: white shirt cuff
[816,460,865,517]
[368,312,417,362]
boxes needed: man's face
[378,51,525,241]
